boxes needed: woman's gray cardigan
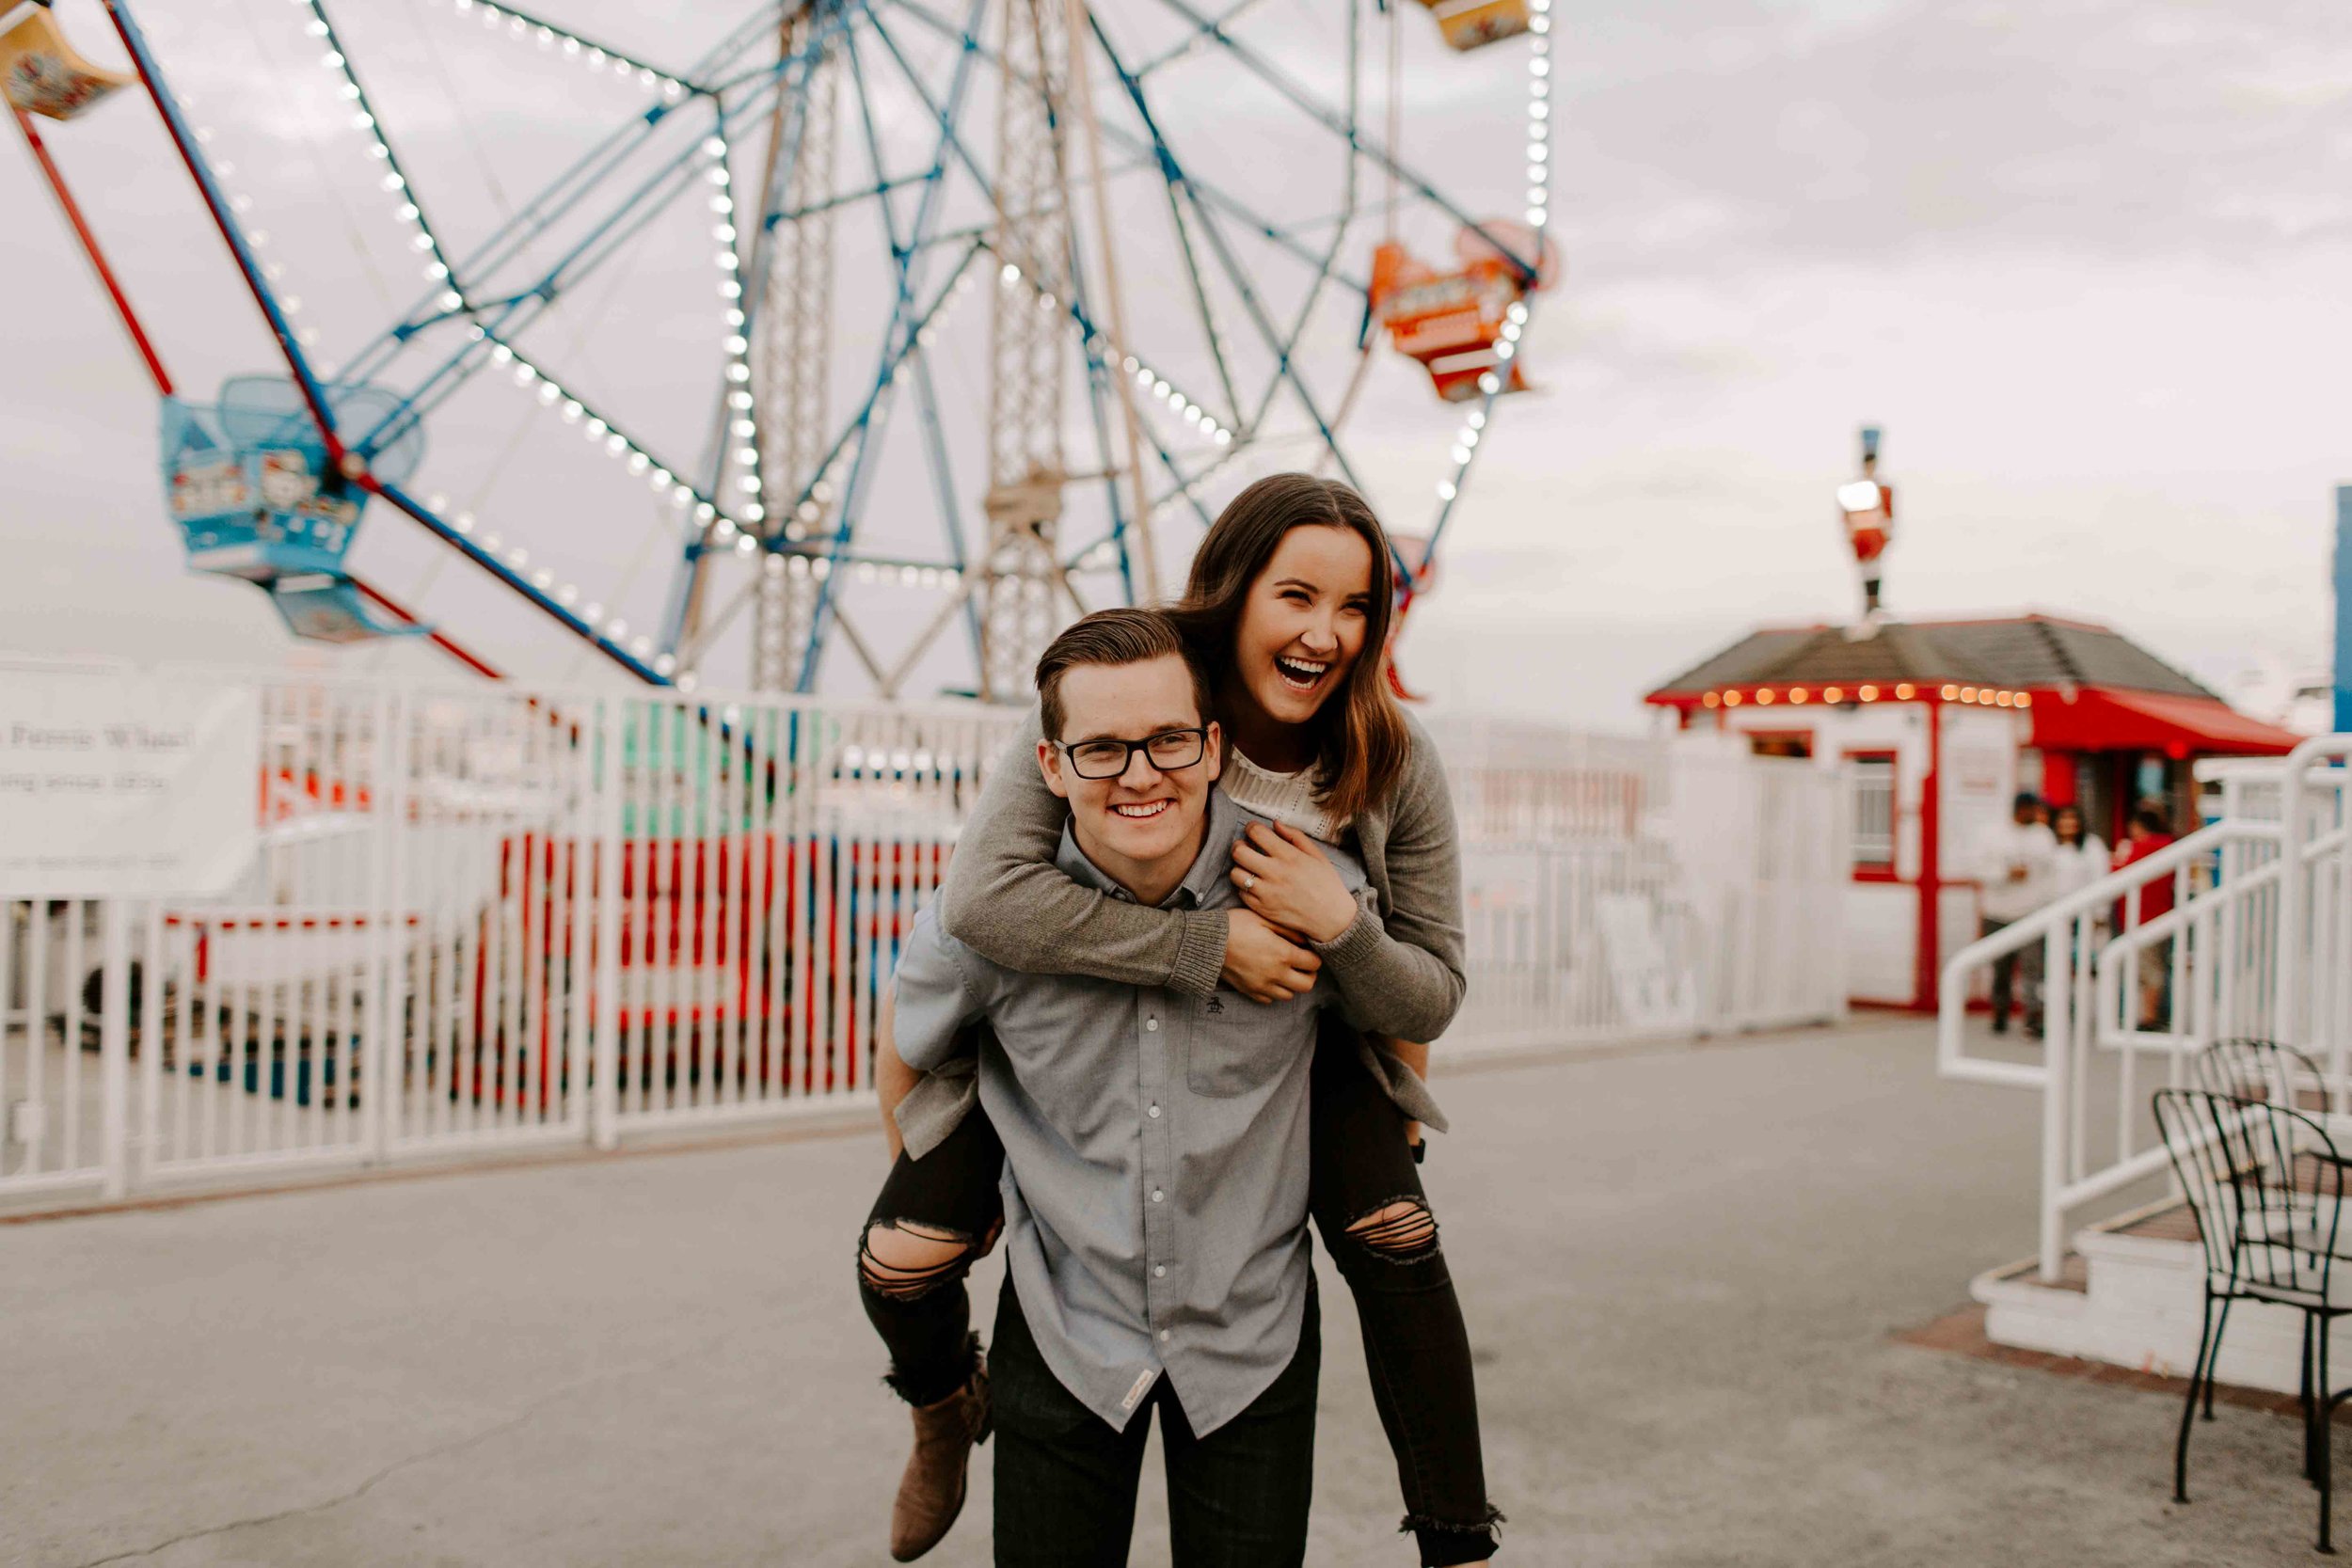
[891,708,1466,1158]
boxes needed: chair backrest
[2190,1037,2333,1117]
[2153,1088,2348,1295]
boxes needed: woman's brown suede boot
[889,1356,992,1561]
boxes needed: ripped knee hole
[860,1220,977,1300]
[1345,1199,1439,1259]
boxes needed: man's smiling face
[1039,653,1223,884]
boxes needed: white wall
[1692,699,2027,1006]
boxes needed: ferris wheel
[12,0,1559,698]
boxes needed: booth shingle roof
[1649,615,2218,701]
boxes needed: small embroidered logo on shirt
[1205,994,1224,1015]
[1120,1368,1157,1412]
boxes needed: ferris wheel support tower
[750,12,837,692]
[977,0,1080,702]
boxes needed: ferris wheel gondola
[163,376,430,643]
[1,1,133,119]
[1412,0,1532,53]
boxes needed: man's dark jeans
[991,1275,1320,1568]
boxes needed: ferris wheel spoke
[1126,0,1277,79]
[379,81,786,465]
[891,0,1348,294]
[904,347,986,673]
[1086,25,1367,499]
[853,2,1006,231]
[446,0,707,96]
[819,1,988,546]
[675,238,991,677]
[295,1,467,324]
[1085,10,1368,453]
[337,8,790,379]
[1147,0,1541,287]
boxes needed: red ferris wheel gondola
[1371,220,1560,404]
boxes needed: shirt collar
[1053,786,1238,909]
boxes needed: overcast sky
[4,0,2347,730]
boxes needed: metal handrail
[1936,818,2278,1087]
[2093,852,2291,1057]
[2276,736,2352,1053]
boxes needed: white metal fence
[1939,737,2352,1279]
[2,673,1845,1211]
[1443,723,1847,1051]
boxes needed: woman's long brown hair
[1167,473,1411,826]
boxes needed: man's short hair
[2013,791,2042,813]
[1035,608,1213,741]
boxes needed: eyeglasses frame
[1052,724,1214,781]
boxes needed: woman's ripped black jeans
[858,1017,1502,1565]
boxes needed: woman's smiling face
[1231,524,1375,730]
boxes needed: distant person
[2113,802,2180,1028]
[2049,802,2109,906]
[1978,791,2058,1037]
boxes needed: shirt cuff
[1168,907,1228,999]
[1310,902,1387,974]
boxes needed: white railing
[1939,736,2352,1282]
[2,671,1845,1211]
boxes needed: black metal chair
[2192,1037,2337,1118]
[2174,1041,2338,1437]
[2155,1088,2352,1552]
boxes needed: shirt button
[1152,1189,1164,1203]
[1153,1265,1167,1278]
[1159,1329,1171,1343]
[1148,1103,1160,1118]
[1146,1017,1159,1032]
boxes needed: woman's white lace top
[1220,746,1348,845]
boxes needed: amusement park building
[1645,613,2303,1010]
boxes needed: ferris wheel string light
[169,92,328,365]
[981,245,1232,451]
[467,326,748,539]
[442,0,695,98]
[703,128,768,520]
[1417,0,1555,579]
[294,0,469,325]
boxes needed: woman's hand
[1222,908,1322,1003]
[1231,822,1359,945]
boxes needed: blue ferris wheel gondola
[162,375,427,643]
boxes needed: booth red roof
[1645,613,2301,756]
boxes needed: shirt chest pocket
[1184,990,1303,1099]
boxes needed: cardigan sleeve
[938,709,1228,999]
[1311,716,1469,1043]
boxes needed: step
[1973,1202,2344,1397]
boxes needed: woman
[861,473,1501,1565]
[2049,802,2108,904]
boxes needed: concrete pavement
[1,1019,2329,1565]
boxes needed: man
[868,608,1369,1565]
[2114,802,2180,1029]
[1978,790,2058,1037]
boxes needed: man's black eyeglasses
[1055,726,1210,781]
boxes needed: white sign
[0,674,260,896]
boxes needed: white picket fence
[1,673,1845,1210]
